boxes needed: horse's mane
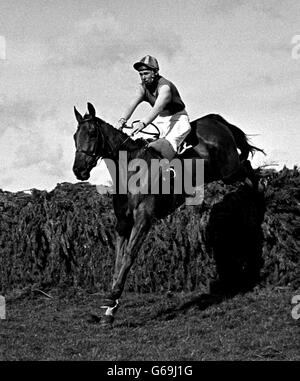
[94,116,143,146]
[93,116,161,160]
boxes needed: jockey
[115,55,191,160]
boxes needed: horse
[72,102,264,327]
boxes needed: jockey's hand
[131,121,146,136]
[115,118,127,130]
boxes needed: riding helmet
[133,55,159,71]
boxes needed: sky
[0,0,299,192]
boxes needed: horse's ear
[87,102,96,118]
[74,107,83,123]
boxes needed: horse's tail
[208,114,265,161]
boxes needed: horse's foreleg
[100,233,129,323]
[111,217,151,300]
[101,210,151,326]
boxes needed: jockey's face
[138,68,157,86]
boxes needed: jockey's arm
[117,85,145,127]
[140,84,172,126]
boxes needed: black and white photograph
[0,0,299,368]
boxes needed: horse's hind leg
[243,160,259,189]
[236,160,259,190]
[222,160,258,189]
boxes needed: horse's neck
[98,119,141,160]
[98,121,143,190]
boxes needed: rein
[119,121,160,149]
[76,117,160,158]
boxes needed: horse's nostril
[73,167,90,181]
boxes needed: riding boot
[148,138,176,161]
[148,139,177,181]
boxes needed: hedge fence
[0,166,299,294]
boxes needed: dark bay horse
[72,102,264,327]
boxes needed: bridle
[75,116,102,159]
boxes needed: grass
[0,286,299,361]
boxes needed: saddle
[131,121,209,161]
[146,129,209,161]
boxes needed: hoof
[100,299,120,312]
[101,298,118,308]
[101,314,114,328]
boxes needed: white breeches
[153,109,191,152]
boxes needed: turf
[0,286,299,361]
